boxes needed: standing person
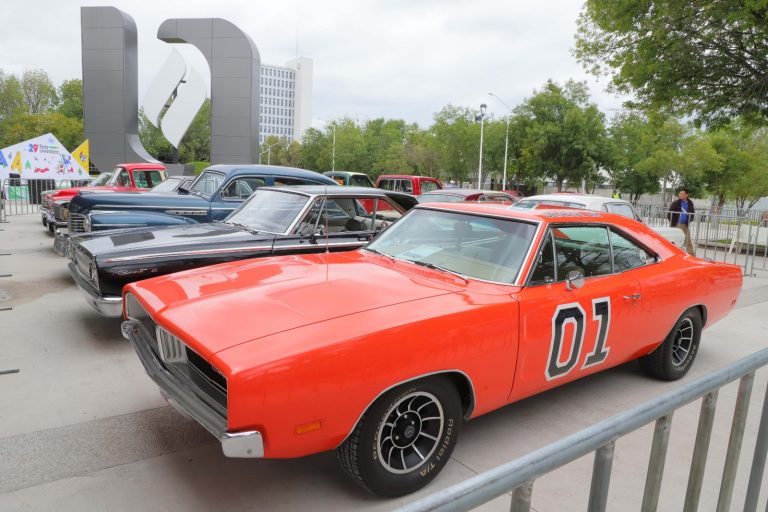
[668,188,696,255]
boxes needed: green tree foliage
[0,112,83,149]
[429,105,481,184]
[57,79,83,119]
[514,80,608,191]
[575,0,768,127]
[21,69,58,114]
[0,70,25,121]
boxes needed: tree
[575,0,768,127]
[0,112,83,149]
[514,80,608,191]
[429,105,481,184]
[21,69,57,114]
[57,79,83,119]
[0,70,25,121]
[138,99,211,163]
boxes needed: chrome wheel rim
[376,391,444,474]
[671,318,694,367]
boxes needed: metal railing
[0,177,90,218]
[636,204,768,276]
[397,348,768,512]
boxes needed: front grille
[68,213,87,233]
[74,246,96,288]
[53,203,68,223]
[125,294,228,416]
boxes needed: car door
[510,224,644,401]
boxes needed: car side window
[116,170,131,187]
[274,176,312,186]
[421,181,439,193]
[401,180,414,194]
[606,202,640,221]
[553,226,612,279]
[610,229,655,272]
[529,232,556,285]
[221,177,265,200]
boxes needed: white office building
[259,57,313,145]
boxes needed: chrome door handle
[623,293,641,301]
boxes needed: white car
[512,194,686,248]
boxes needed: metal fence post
[510,480,533,512]
[641,413,674,512]
[743,379,768,512]
[683,391,719,512]
[717,372,755,512]
[587,441,615,512]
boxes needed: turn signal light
[295,420,322,435]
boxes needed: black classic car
[55,164,336,255]
[67,186,417,317]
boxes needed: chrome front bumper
[121,319,264,458]
[67,262,123,318]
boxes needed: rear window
[419,193,463,203]
[350,175,375,187]
[420,180,441,193]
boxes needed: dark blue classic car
[63,165,336,235]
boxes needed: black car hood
[73,223,273,259]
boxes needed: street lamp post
[259,142,281,165]
[475,103,487,189]
[331,123,336,172]
[489,93,512,190]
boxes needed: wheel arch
[337,370,476,449]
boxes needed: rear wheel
[337,376,462,497]
[640,309,702,381]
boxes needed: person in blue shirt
[668,188,696,255]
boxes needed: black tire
[336,376,462,497]
[640,309,702,381]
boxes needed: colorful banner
[0,133,89,182]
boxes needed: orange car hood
[129,251,463,356]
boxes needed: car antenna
[324,186,330,281]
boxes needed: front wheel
[640,309,702,381]
[337,376,462,497]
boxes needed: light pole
[489,92,512,190]
[475,103,487,189]
[331,123,336,172]
[259,141,281,165]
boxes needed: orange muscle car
[121,203,742,497]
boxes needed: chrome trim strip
[211,207,238,211]
[337,369,477,448]
[104,244,273,263]
[122,319,264,458]
[67,262,123,317]
[93,205,209,211]
[274,241,364,251]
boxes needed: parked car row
[37,164,741,498]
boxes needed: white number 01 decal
[545,297,611,381]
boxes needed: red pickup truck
[375,174,443,196]
[41,163,167,232]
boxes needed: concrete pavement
[1,213,767,511]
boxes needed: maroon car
[418,188,517,205]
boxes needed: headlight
[83,216,91,232]
[89,262,99,290]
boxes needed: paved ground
[0,213,767,511]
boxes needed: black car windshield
[226,189,310,233]
[350,174,375,187]
[366,208,537,284]
[89,173,112,186]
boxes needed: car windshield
[513,199,586,210]
[188,171,226,197]
[226,189,310,233]
[350,174,375,187]
[366,208,537,284]
[89,173,112,186]
[418,193,464,203]
[149,178,184,193]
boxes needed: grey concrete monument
[157,19,261,165]
[81,7,159,171]
[81,8,262,171]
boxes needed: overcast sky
[0,0,627,127]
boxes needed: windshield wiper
[227,222,260,235]
[364,247,395,262]
[409,260,469,283]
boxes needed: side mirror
[310,228,325,244]
[565,270,585,290]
